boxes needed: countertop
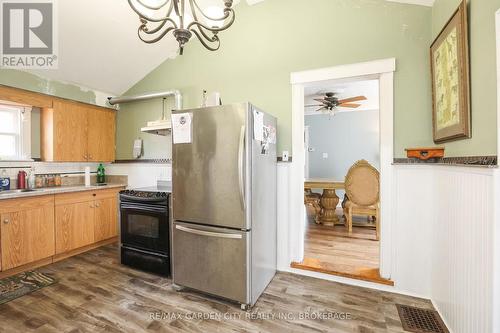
[0,183,126,201]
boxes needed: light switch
[322,153,328,159]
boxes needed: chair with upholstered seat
[343,160,380,240]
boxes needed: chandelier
[128,0,235,55]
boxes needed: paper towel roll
[85,167,91,187]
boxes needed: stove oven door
[120,201,169,254]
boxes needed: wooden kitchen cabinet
[41,99,116,162]
[94,196,118,242]
[55,189,120,254]
[55,200,95,254]
[87,105,116,162]
[0,196,55,271]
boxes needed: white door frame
[304,125,310,179]
[289,58,395,279]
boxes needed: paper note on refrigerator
[171,113,192,144]
[253,110,264,141]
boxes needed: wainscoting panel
[432,167,494,333]
[393,165,496,333]
[392,165,434,297]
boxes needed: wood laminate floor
[292,207,391,285]
[0,244,433,333]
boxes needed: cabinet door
[0,199,55,271]
[94,197,118,242]
[55,201,95,254]
[87,106,116,162]
[52,99,88,161]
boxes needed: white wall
[106,163,170,188]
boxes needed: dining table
[304,178,345,226]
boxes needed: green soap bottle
[97,164,106,184]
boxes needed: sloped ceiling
[28,0,432,95]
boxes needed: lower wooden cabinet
[55,201,95,254]
[55,189,120,254]
[94,197,118,242]
[0,196,55,271]
[0,187,122,275]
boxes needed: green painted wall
[431,0,500,156]
[0,69,100,105]
[116,0,433,159]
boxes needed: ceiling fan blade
[305,104,323,107]
[338,96,367,104]
[316,107,327,112]
[338,103,361,108]
[313,98,328,103]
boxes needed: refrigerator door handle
[238,125,246,209]
[175,224,243,239]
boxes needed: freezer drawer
[172,221,249,304]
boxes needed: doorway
[287,59,395,284]
[293,78,389,284]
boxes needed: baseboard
[0,257,53,279]
[53,237,118,263]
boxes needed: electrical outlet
[282,151,289,162]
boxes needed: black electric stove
[119,184,172,276]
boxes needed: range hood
[141,119,171,136]
[107,89,182,137]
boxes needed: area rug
[0,271,57,305]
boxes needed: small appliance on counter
[119,182,172,276]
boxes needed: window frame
[0,103,32,161]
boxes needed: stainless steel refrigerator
[171,102,277,309]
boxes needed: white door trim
[493,9,500,333]
[289,58,396,279]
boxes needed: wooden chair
[304,188,322,223]
[343,160,380,240]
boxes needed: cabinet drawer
[55,188,122,205]
[0,195,54,214]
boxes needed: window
[0,104,31,160]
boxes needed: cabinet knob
[3,219,9,224]
[89,154,93,160]
[96,202,100,208]
[90,203,94,208]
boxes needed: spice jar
[35,175,44,188]
[54,174,62,187]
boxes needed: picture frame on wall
[430,0,470,143]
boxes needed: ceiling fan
[305,92,367,114]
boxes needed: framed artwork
[430,0,470,143]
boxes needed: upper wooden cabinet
[41,99,116,162]
[0,85,53,108]
[0,196,55,271]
